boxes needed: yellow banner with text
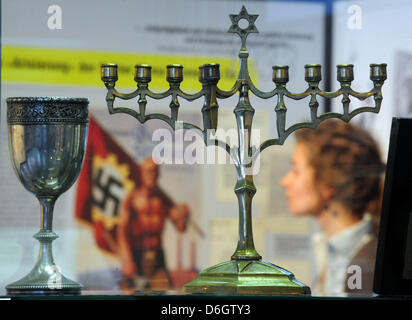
[2,45,257,91]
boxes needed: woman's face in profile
[281,143,324,217]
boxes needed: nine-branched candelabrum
[100,6,386,295]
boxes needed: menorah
[101,6,386,295]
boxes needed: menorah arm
[224,84,372,101]
[315,87,377,100]
[254,104,382,159]
[102,65,242,166]
[109,87,140,100]
[247,75,343,101]
[248,82,377,102]
[286,88,338,100]
[348,88,377,100]
[105,91,240,167]
[216,80,241,98]
[143,87,206,101]
[107,86,205,102]
[174,88,206,101]
[247,77,277,99]
[145,113,241,167]
[245,75,383,161]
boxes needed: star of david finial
[228,6,259,40]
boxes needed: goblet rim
[6,97,89,104]
[7,97,89,125]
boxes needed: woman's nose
[281,172,291,187]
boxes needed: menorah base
[183,259,310,295]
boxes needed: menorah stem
[232,174,261,260]
[231,81,261,260]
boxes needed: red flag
[75,115,140,254]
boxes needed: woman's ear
[319,183,335,203]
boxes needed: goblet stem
[39,196,56,231]
[36,196,59,276]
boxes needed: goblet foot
[6,273,82,295]
[6,229,82,295]
[183,259,310,295]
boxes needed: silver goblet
[6,97,88,294]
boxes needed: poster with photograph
[73,110,205,290]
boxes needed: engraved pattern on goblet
[6,97,88,294]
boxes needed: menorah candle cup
[272,65,289,85]
[305,64,322,84]
[199,63,220,84]
[134,64,152,84]
[167,64,184,84]
[337,64,354,84]
[370,63,387,83]
[101,63,118,83]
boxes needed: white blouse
[312,214,374,296]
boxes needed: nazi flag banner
[75,115,140,254]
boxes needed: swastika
[92,167,124,216]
